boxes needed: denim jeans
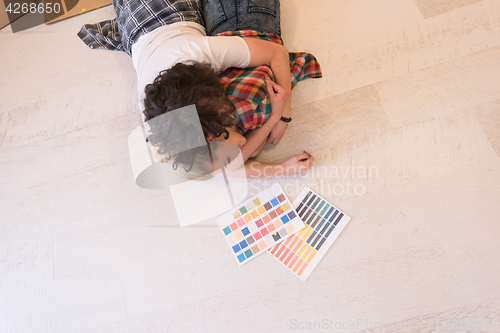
[202,0,281,36]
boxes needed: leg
[202,0,281,36]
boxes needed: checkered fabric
[77,0,203,56]
[77,13,322,133]
[217,30,322,133]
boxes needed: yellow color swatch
[301,246,313,260]
[297,226,308,238]
[297,243,308,257]
[306,250,318,263]
[301,226,313,240]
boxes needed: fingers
[304,155,315,168]
[266,129,279,145]
[297,151,314,173]
[299,155,314,173]
[267,132,276,144]
[267,135,282,145]
[265,77,276,98]
[266,78,285,93]
[265,77,289,97]
[271,133,283,144]
[295,151,312,161]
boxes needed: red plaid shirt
[217,31,322,133]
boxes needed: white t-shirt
[131,21,251,120]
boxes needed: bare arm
[242,38,292,144]
[239,78,288,161]
[248,134,267,158]
[239,111,279,161]
[242,38,291,115]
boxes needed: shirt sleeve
[206,36,251,72]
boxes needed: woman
[78,0,314,178]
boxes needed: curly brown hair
[143,63,236,173]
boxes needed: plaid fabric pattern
[77,19,125,52]
[217,30,322,132]
[217,30,284,44]
[220,66,274,134]
[77,0,203,56]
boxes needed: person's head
[143,63,243,174]
[206,126,246,150]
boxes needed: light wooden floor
[1,0,500,332]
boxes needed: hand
[265,77,289,120]
[282,151,314,175]
[267,120,287,144]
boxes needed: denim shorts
[202,0,281,36]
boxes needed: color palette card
[267,187,351,281]
[217,183,305,266]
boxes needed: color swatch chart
[217,183,305,266]
[268,187,351,281]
